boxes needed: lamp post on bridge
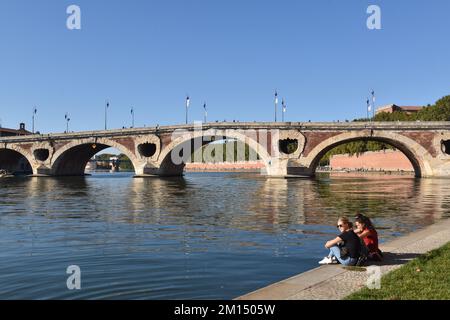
[282,98,286,122]
[104,99,110,130]
[185,95,190,124]
[203,102,207,123]
[131,107,135,128]
[371,90,376,119]
[32,107,37,134]
[65,113,71,133]
[274,90,278,122]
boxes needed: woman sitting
[319,217,361,266]
[354,214,383,261]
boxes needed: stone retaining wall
[330,150,414,172]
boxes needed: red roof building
[375,104,423,115]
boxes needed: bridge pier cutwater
[1,122,450,178]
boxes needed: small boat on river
[0,169,14,178]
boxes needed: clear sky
[0,0,449,133]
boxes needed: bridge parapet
[2,121,450,143]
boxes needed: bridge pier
[34,165,52,176]
[262,159,289,177]
[262,158,316,178]
[134,166,160,177]
[286,166,315,177]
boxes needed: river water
[0,172,449,299]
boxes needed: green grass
[346,242,450,300]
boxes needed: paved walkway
[236,218,450,300]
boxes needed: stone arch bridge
[1,122,450,178]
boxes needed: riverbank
[184,161,264,172]
[316,170,415,177]
[185,161,415,174]
[346,242,450,299]
[236,218,450,300]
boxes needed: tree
[118,154,134,171]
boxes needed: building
[0,123,31,137]
[375,104,423,115]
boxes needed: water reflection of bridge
[18,174,448,236]
[239,174,446,233]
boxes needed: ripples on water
[0,172,449,299]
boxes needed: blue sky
[0,0,449,133]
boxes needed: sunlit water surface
[0,172,449,299]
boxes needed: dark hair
[354,213,374,230]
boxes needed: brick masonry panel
[399,132,437,157]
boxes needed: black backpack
[356,238,369,266]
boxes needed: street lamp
[282,98,286,122]
[65,113,71,132]
[32,107,37,134]
[274,90,278,122]
[371,90,376,118]
[131,107,134,128]
[105,99,110,130]
[203,102,207,123]
[185,95,190,124]
[366,98,371,121]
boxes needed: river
[0,172,449,299]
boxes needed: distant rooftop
[0,123,31,137]
[375,104,423,115]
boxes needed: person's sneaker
[318,256,333,265]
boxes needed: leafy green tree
[118,154,134,171]
[191,140,259,162]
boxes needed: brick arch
[0,146,35,174]
[51,137,140,176]
[156,129,272,176]
[302,131,434,177]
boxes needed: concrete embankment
[236,218,450,300]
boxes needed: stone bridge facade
[1,122,450,178]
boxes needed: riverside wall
[330,150,414,172]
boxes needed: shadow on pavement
[367,252,421,267]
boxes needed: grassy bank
[346,242,450,300]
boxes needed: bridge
[1,121,450,178]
